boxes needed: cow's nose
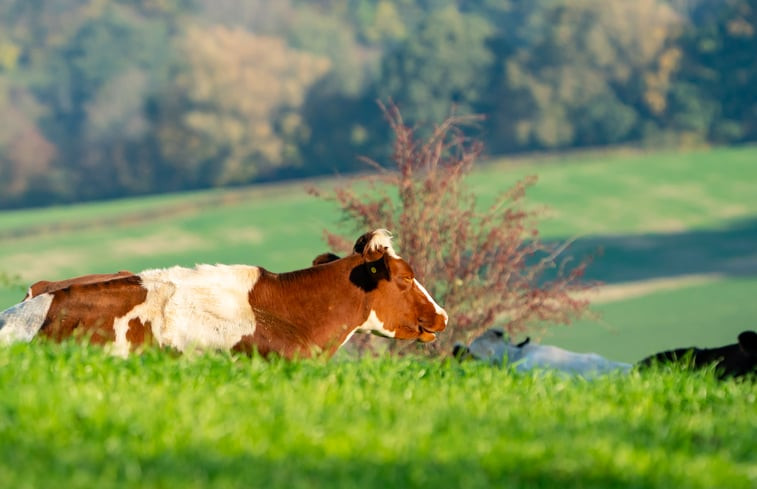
[433,309,448,332]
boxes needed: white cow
[453,328,631,378]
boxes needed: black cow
[638,330,757,379]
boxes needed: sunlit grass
[474,145,757,237]
[0,342,754,489]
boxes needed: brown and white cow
[0,229,447,358]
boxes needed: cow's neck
[248,257,369,358]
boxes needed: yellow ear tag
[370,266,377,274]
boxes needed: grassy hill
[0,145,756,361]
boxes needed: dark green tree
[484,0,682,152]
[376,5,494,128]
[670,0,757,142]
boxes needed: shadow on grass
[560,217,757,283]
[0,442,697,489]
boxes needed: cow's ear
[516,337,531,348]
[353,232,372,255]
[348,256,389,292]
[312,253,340,266]
[738,331,757,354]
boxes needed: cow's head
[353,230,447,342]
[318,229,448,343]
[732,330,757,375]
[454,328,507,363]
[738,330,757,355]
[452,329,531,363]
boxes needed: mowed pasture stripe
[0,191,255,240]
[575,274,722,304]
[472,145,757,238]
[0,174,336,239]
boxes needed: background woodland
[1,0,755,208]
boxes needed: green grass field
[1,343,755,489]
[0,145,756,488]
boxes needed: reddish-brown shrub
[309,104,592,356]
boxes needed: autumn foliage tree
[163,24,331,186]
[310,104,592,356]
[487,0,683,151]
[0,84,57,204]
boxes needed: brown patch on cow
[24,271,134,301]
[231,334,256,355]
[247,281,332,358]
[126,317,153,351]
[241,267,363,359]
[38,275,147,345]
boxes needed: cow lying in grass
[0,229,448,359]
[453,328,632,378]
[638,330,757,379]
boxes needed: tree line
[0,0,754,208]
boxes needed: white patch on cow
[111,264,261,356]
[366,229,399,258]
[414,279,448,325]
[0,293,54,344]
[513,344,632,377]
[356,309,396,338]
[339,328,358,347]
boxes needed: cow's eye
[399,276,413,290]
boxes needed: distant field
[0,145,756,359]
[0,344,754,489]
[0,181,341,299]
[541,277,757,363]
[472,145,757,237]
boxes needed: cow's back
[24,271,133,301]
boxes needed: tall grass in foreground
[1,343,754,489]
